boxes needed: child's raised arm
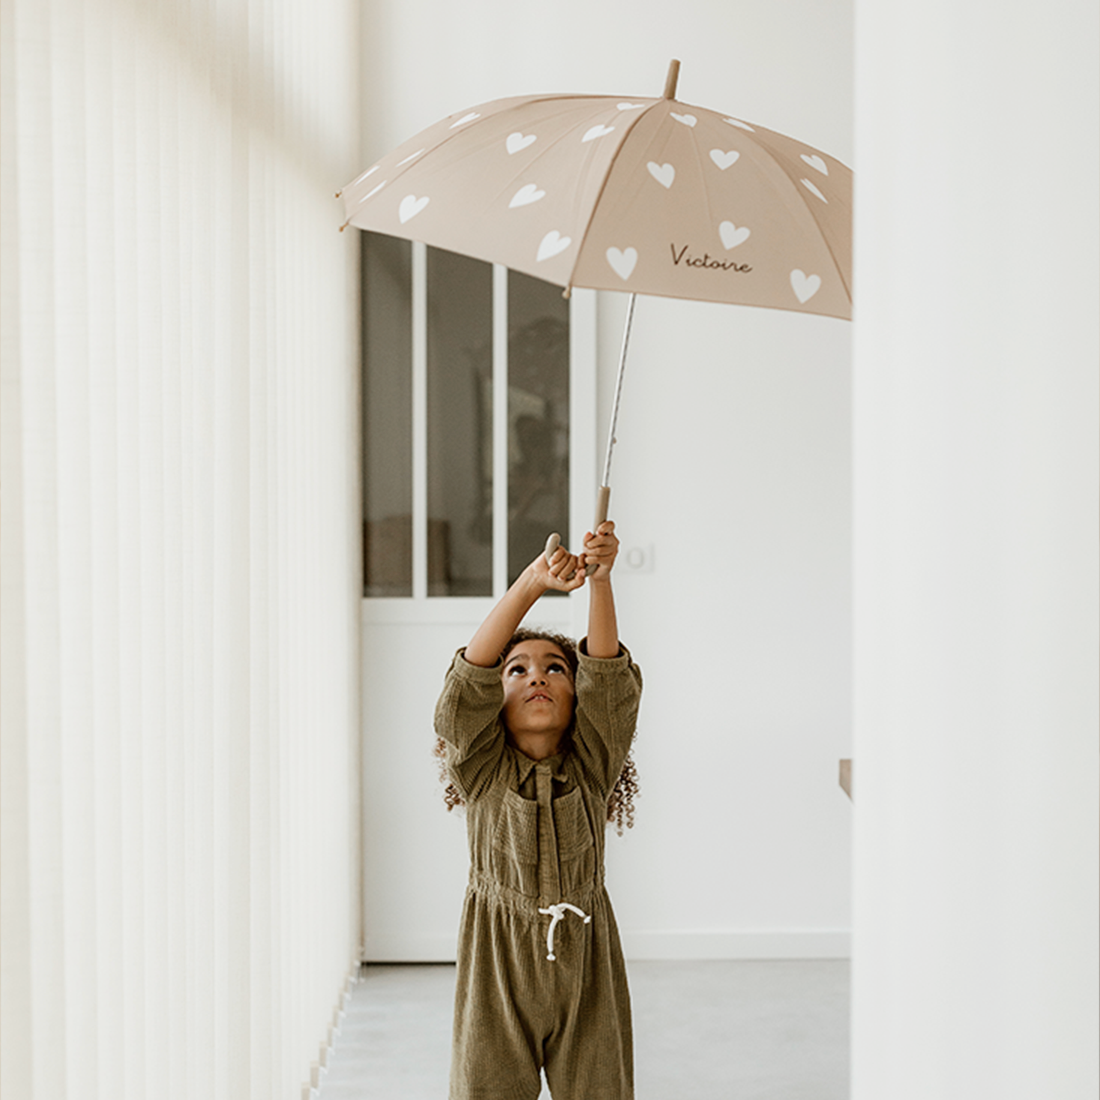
[463,544,585,667]
[582,521,621,659]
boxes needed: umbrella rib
[562,99,671,294]
[772,155,853,303]
[744,121,852,302]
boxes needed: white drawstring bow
[537,902,591,961]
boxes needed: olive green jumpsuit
[435,642,643,1100]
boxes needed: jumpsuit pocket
[553,786,596,895]
[490,788,540,898]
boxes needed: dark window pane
[507,271,570,586]
[426,247,493,596]
[362,232,413,596]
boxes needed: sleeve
[570,640,643,799]
[433,648,507,803]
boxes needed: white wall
[360,0,854,958]
[852,0,1099,1096]
[0,2,363,1097]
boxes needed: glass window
[360,232,571,598]
[426,247,493,596]
[361,232,412,597]
[507,270,570,587]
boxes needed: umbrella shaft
[601,292,637,490]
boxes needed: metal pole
[544,291,638,568]
[593,291,637,527]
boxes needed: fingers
[546,546,585,590]
[584,521,617,547]
[582,521,619,572]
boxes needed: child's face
[500,639,576,744]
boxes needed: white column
[852,2,1099,1098]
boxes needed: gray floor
[320,959,848,1099]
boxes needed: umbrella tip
[663,59,681,99]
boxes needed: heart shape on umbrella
[719,221,751,249]
[709,149,740,170]
[582,124,615,142]
[647,162,675,189]
[509,184,546,208]
[801,178,828,203]
[358,180,386,205]
[506,132,536,154]
[537,230,572,262]
[670,112,697,127]
[349,164,378,187]
[790,269,822,302]
[399,195,429,223]
[606,247,638,280]
[801,153,828,174]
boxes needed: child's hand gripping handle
[544,486,611,575]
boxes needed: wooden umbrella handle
[593,485,610,529]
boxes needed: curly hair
[435,628,639,835]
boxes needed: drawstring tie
[537,902,591,961]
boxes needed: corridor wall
[0,1,363,1097]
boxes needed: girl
[434,520,642,1100]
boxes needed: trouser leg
[542,906,634,1100]
[450,898,546,1100]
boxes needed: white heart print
[709,149,740,170]
[800,178,828,203]
[724,117,755,131]
[617,102,645,110]
[801,153,828,175]
[509,184,546,208]
[790,270,821,303]
[346,164,379,190]
[399,194,429,223]
[670,112,697,127]
[537,231,572,262]
[606,247,638,280]
[647,162,675,189]
[356,180,386,205]
[719,221,750,249]
[450,112,480,128]
[582,124,615,142]
[506,132,536,155]
[397,148,425,166]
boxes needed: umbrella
[338,60,851,544]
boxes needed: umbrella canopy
[339,64,851,320]
[340,62,852,547]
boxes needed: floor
[319,959,849,1099]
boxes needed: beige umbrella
[338,60,851,535]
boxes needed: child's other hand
[582,521,619,581]
[529,544,586,593]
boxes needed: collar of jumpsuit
[510,749,592,961]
